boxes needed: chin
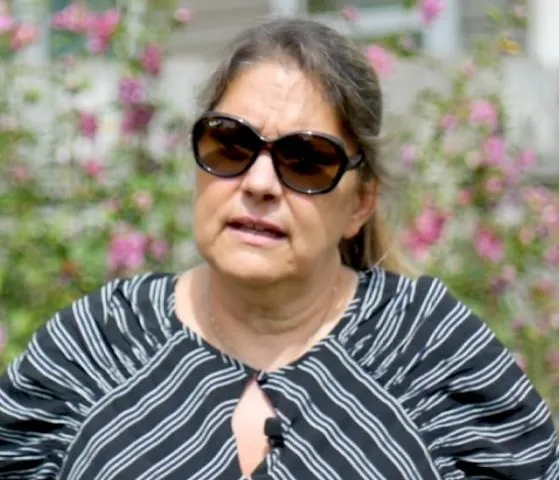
[208,249,292,285]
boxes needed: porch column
[268,0,305,17]
[422,0,461,58]
[529,0,559,70]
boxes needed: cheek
[317,193,360,245]
[193,175,232,240]
[288,194,351,250]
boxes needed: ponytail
[339,208,418,277]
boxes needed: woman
[0,18,558,480]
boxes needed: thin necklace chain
[204,271,353,365]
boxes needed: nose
[240,152,282,200]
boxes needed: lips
[227,217,287,239]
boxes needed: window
[307,0,403,13]
[51,0,116,14]
[301,0,424,47]
[50,0,117,58]
[283,0,462,57]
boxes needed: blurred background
[1,0,558,417]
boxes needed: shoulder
[20,271,181,398]
[88,270,177,322]
[349,267,516,388]
[0,272,184,478]
[0,272,181,477]
[349,268,559,478]
[349,268,467,347]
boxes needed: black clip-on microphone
[264,417,284,448]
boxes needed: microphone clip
[264,417,285,448]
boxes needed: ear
[342,178,378,239]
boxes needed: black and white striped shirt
[0,268,558,479]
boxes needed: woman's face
[193,61,375,284]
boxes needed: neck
[198,260,356,370]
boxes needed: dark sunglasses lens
[274,135,344,192]
[193,117,258,176]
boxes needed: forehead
[214,62,344,138]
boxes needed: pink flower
[521,186,550,210]
[149,238,168,261]
[342,5,359,23]
[118,76,146,105]
[474,228,504,263]
[511,317,527,331]
[401,144,417,167]
[404,230,431,261]
[173,7,193,24]
[121,104,155,134]
[78,111,98,139]
[456,188,472,206]
[82,157,103,180]
[517,148,536,172]
[419,0,444,25]
[415,205,448,243]
[545,245,559,267]
[10,23,36,50]
[86,8,119,38]
[404,203,449,260]
[541,204,559,228]
[51,5,119,54]
[132,191,153,212]
[10,164,30,183]
[108,228,148,272]
[104,198,121,213]
[533,279,555,298]
[440,114,457,132]
[86,34,110,54]
[364,44,394,78]
[469,100,498,130]
[51,3,89,33]
[502,162,521,185]
[140,43,162,76]
[0,14,13,32]
[484,175,504,195]
[483,136,508,166]
[501,264,517,283]
[85,8,120,54]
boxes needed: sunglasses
[191,112,363,194]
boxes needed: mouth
[227,218,287,239]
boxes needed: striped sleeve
[0,278,148,479]
[406,277,559,479]
[0,312,96,478]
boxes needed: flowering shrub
[0,0,194,367]
[359,0,559,413]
